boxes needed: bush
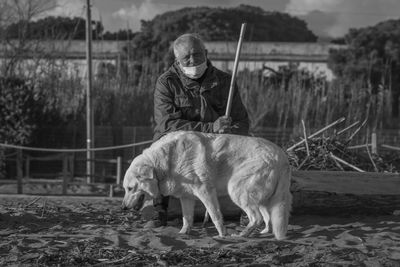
[0,77,44,178]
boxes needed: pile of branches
[285,118,399,173]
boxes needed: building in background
[0,40,346,81]
[205,42,346,81]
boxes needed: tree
[128,5,317,66]
[4,16,104,40]
[328,19,400,121]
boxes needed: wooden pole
[371,131,377,154]
[86,0,94,184]
[109,185,114,198]
[62,154,68,195]
[25,155,30,180]
[16,149,23,194]
[301,120,310,156]
[116,156,122,185]
[225,23,246,117]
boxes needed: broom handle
[225,23,246,117]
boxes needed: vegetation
[1,3,399,177]
[127,5,317,67]
[328,19,400,122]
[0,77,45,178]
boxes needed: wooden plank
[168,171,400,218]
[291,171,400,195]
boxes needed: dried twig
[41,199,47,218]
[301,120,310,156]
[287,117,345,151]
[329,153,365,172]
[337,121,359,136]
[331,156,345,171]
[365,144,378,172]
[381,144,400,151]
[347,118,368,144]
[25,197,41,208]
[297,156,309,170]
[347,144,371,150]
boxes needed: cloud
[111,0,178,31]
[285,0,345,15]
[44,0,85,18]
[108,0,290,32]
[285,0,400,37]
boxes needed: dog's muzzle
[133,194,145,211]
[121,193,145,211]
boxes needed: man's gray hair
[173,33,206,58]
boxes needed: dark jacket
[153,61,249,141]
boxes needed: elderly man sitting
[149,33,250,227]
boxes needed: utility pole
[86,0,94,183]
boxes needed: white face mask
[180,61,207,79]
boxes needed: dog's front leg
[179,197,195,234]
[195,188,226,237]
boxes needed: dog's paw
[260,227,269,234]
[178,227,191,235]
[212,234,228,240]
[230,233,244,238]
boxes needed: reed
[236,67,395,138]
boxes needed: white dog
[121,131,292,240]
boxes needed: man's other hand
[213,116,232,133]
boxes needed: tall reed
[237,67,395,137]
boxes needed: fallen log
[290,171,400,216]
[166,170,400,218]
[1,171,399,217]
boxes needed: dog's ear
[140,178,159,198]
[137,165,159,198]
[137,165,154,180]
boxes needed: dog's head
[121,156,159,211]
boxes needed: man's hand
[213,116,232,133]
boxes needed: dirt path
[0,195,399,266]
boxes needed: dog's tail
[269,166,292,240]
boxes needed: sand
[0,194,399,266]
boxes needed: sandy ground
[0,195,400,267]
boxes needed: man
[150,33,249,227]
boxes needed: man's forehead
[175,38,204,56]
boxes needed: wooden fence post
[371,131,377,154]
[62,153,69,195]
[16,149,23,194]
[109,184,114,198]
[132,127,137,157]
[25,155,30,180]
[116,156,122,185]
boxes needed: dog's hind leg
[234,206,262,237]
[195,187,226,237]
[179,197,196,234]
[259,205,270,234]
[268,190,292,240]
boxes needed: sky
[45,0,400,38]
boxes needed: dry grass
[237,68,394,134]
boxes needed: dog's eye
[127,185,137,191]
